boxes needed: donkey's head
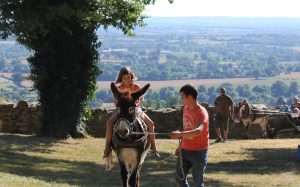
[111,82,150,139]
[233,100,247,123]
[111,82,150,122]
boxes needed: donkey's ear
[240,100,247,106]
[132,84,150,100]
[111,82,120,99]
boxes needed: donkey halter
[114,118,132,139]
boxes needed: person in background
[290,96,300,113]
[279,98,289,112]
[103,66,157,158]
[170,84,209,187]
[213,87,233,143]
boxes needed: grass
[0,133,299,187]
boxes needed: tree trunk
[29,21,99,138]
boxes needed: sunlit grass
[0,133,299,187]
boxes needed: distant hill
[1,17,300,106]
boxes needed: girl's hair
[115,66,137,84]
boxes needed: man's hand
[170,130,181,139]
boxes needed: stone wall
[87,107,186,138]
[0,101,298,139]
[0,101,41,134]
[0,101,239,139]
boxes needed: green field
[2,72,300,91]
[0,133,299,187]
[96,74,300,91]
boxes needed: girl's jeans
[175,149,208,187]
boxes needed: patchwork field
[97,72,300,90]
[0,133,299,187]
[1,72,300,91]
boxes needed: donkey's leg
[119,148,139,187]
[128,166,144,187]
[119,161,128,187]
[128,167,138,187]
[245,123,251,139]
[262,118,268,138]
[130,150,145,187]
[130,146,149,187]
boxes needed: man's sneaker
[222,139,227,143]
[215,137,223,143]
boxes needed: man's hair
[220,87,226,94]
[180,84,198,99]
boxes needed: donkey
[110,82,151,187]
[233,100,269,138]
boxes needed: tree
[12,72,24,86]
[198,92,207,103]
[253,68,263,80]
[159,87,175,100]
[252,85,269,93]
[271,81,288,98]
[197,85,207,95]
[0,58,6,70]
[287,81,299,96]
[0,0,173,138]
[166,95,179,108]
[235,84,253,98]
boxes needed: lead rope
[176,138,185,181]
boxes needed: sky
[145,0,300,17]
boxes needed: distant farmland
[97,78,253,90]
[6,72,300,90]
[96,72,300,90]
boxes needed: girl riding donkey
[103,66,158,158]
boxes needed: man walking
[170,84,209,187]
[214,87,233,143]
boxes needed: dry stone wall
[1,101,297,139]
[0,101,41,134]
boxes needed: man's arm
[229,104,234,118]
[214,98,219,114]
[228,96,234,117]
[170,122,204,139]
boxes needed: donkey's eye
[128,107,135,114]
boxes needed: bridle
[114,106,148,141]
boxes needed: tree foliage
[0,0,172,138]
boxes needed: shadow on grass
[141,152,239,187]
[0,134,123,186]
[207,147,300,175]
[0,149,124,187]
[1,134,298,187]
[0,134,175,186]
[0,133,64,153]
[143,147,300,186]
